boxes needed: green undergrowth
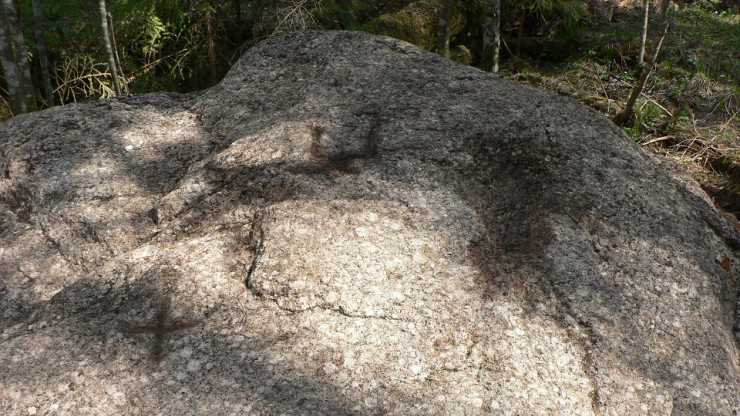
[365,0,444,50]
[505,4,740,218]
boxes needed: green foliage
[458,0,585,42]
[505,0,586,35]
[557,13,587,41]
[518,70,548,83]
[526,0,583,27]
[112,0,228,91]
[367,1,439,50]
[634,100,666,130]
[125,7,170,59]
[621,125,640,141]
[686,56,707,73]
[0,100,11,122]
[314,0,361,29]
[648,73,664,89]
[19,0,238,95]
[1,0,737,121]
[669,5,740,82]
[54,55,117,101]
[316,0,409,29]
[693,0,727,12]
[676,110,690,123]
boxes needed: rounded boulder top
[1,30,738,415]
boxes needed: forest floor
[504,5,740,220]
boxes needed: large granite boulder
[1,31,738,415]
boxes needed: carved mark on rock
[2,184,33,223]
[366,117,382,158]
[309,125,326,159]
[307,120,382,173]
[119,294,200,363]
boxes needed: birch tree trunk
[1,0,35,114]
[107,10,126,94]
[637,0,650,67]
[32,0,54,107]
[615,0,671,126]
[98,0,121,96]
[481,0,501,73]
[435,0,453,58]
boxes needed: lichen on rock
[368,0,463,50]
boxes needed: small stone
[187,360,201,372]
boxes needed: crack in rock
[270,300,408,322]
[245,209,266,292]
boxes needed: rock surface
[1,30,739,415]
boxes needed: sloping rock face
[1,31,739,415]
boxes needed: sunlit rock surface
[1,31,738,415]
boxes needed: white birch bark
[481,0,501,73]
[615,0,672,126]
[99,0,121,96]
[637,0,650,66]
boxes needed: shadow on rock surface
[1,283,377,415]
[1,30,739,415]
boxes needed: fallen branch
[640,92,673,117]
[642,135,675,146]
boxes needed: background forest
[0,0,738,216]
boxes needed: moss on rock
[368,0,443,50]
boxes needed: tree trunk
[32,0,54,107]
[231,0,242,41]
[614,0,671,127]
[637,0,650,67]
[516,9,526,59]
[1,0,35,114]
[231,0,241,25]
[206,4,217,86]
[107,10,126,94]
[481,0,501,73]
[435,0,453,58]
[98,0,121,96]
[0,6,23,115]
